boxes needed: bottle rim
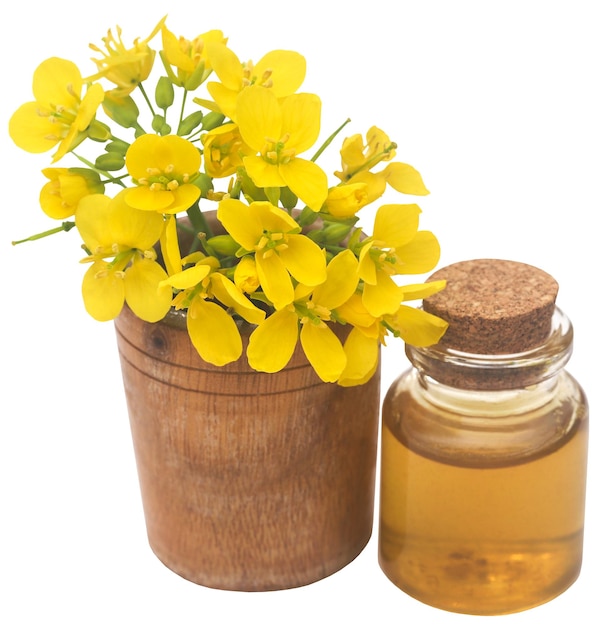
[405,307,573,390]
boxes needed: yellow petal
[81,262,125,321]
[243,156,285,189]
[206,43,243,90]
[384,162,429,196]
[373,203,421,247]
[280,93,321,153]
[159,215,182,276]
[187,299,242,365]
[300,323,346,383]
[389,305,449,347]
[237,86,282,151]
[362,271,404,317]
[161,263,210,290]
[161,26,196,73]
[75,194,112,251]
[279,234,326,287]
[256,251,294,310]
[312,249,358,310]
[255,50,306,98]
[400,279,447,302]
[357,241,377,285]
[217,197,263,250]
[338,327,379,387]
[124,258,172,322]
[33,58,82,107]
[124,186,169,212]
[395,231,441,274]
[209,273,266,325]
[278,158,328,211]
[247,308,299,373]
[163,184,201,214]
[107,189,164,249]
[9,102,60,153]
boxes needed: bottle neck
[405,307,573,392]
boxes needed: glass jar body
[378,312,588,615]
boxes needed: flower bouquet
[9,15,448,385]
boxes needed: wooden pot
[114,305,380,590]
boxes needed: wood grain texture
[114,305,380,590]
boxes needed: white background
[1,1,602,624]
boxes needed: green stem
[186,203,213,238]
[344,142,397,180]
[179,89,189,129]
[138,83,156,118]
[12,221,76,245]
[311,118,351,163]
[71,152,127,187]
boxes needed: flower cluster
[9,16,448,386]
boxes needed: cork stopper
[423,259,559,354]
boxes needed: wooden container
[114,305,380,590]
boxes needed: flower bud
[152,114,171,135]
[95,152,126,171]
[103,93,140,128]
[325,182,368,218]
[234,256,260,294]
[206,234,240,256]
[105,139,131,155]
[178,111,204,136]
[191,172,214,197]
[155,76,174,109]
[184,60,209,91]
[201,111,226,131]
[87,120,112,142]
[39,167,104,219]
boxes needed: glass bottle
[378,259,589,615]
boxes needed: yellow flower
[234,256,260,294]
[383,280,449,347]
[236,86,328,211]
[324,182,369,218]
[39,168,104,219]
[160,256,265,366]
[358,203,441,316]
[334,126,429,204]
[75,189,172,322]
[202,122,254,178]
[87,17,166,97]
[9,57,104,162]
[335,126,395,182]
[160,25,226,89]
[204,43,306,121]
[217,198,327,310]
[247,250,359,382]
[124,134,201,213]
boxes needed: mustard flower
[358,203,440,316]
[9,57,104,163]
[202,122,254,178]
[247,249,359,382]
[384,281,449,347]
[335,126,429,204]
[124,134,202,213]
[203,43,306,121]
[75,189,172,322]
[39,167,104,219]
[160,25,226,90]
[236,87,328,212]
[87,17,166,97]
[160,255,266,366]
[217,198,327,310]
[324,182,369,218]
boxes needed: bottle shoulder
[382,369,588,468]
